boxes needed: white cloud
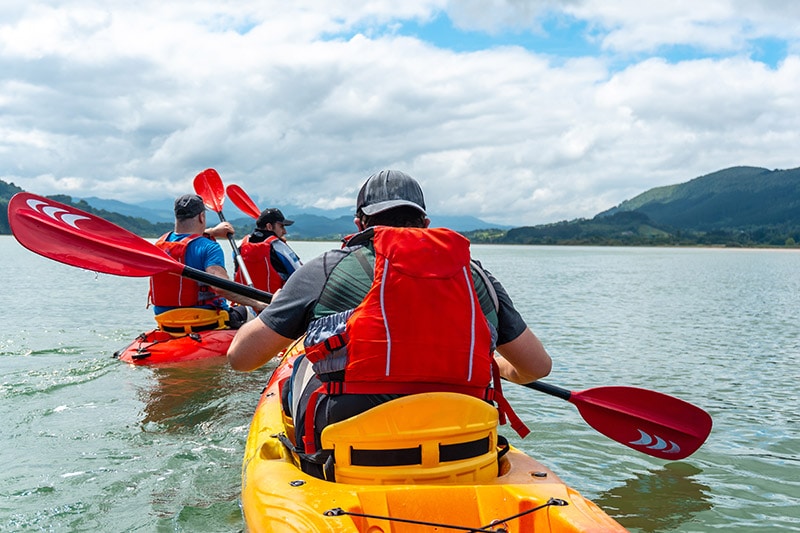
[1,1,799,226]
[481,1,800,54]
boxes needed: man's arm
[474,263,552,384]
[206,265,267,312]
[494,328,552,384]
[271,240,303,277]
[227,317,294,371]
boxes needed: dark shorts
[227,306,249,329]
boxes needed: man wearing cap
[148,194,264,330]
[228,170,551,477]
[234,207,303,292]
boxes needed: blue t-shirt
[153,233,230,314]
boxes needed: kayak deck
[113,328,236,365]
[241,343,627,532]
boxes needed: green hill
[0,180,25,234]
[478,165,800,247]
[599,166,800,231]
[1,186,173,238]
[499,211,674,246]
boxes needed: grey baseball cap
[174,194,206,219]
[356,170,426,216]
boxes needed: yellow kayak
[241,340,627,532]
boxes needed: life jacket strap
[302,388,325,454]
[324,333,347,352]
[490,358,531,438]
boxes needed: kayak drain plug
[532,471,548,478]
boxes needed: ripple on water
[1,356,117,400]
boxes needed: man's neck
[174,219,203,234]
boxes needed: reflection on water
[132,357,273,530]
[595,462,713,532]
[138,358,234,431]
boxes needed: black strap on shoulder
[342,227,375,247]
[352,246,374,277]
[471,260,499,313]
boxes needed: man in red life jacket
[227,171,552,477]
[234,208,303,292]
[149,194,265,329]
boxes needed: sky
[1,1,799,226]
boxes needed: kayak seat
[320,392,499,485]
[155,308,230,336]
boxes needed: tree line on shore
[4,164,800,247]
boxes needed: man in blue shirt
[149,194,265,328]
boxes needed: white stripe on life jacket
[380,257,392,376]
[463,265,476,382]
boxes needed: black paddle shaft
[523,380,573,401]
[182,264,271,304]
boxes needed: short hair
[361,205,427,228]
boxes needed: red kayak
[113,328,236,365]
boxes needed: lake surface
[1,235,798,532]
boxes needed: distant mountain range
[75,196,510,239]
[3,165,800,246]
[490,166,800,246]
[0,181,509,239]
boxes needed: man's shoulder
[191,233,220,245]
[166,232,207,242]
[300,246,352,272]
[187,235,224,260]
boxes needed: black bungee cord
[324,497,569,532]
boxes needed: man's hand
[206,221,234,239]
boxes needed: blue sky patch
[332,12,788,71]
[402,12,598,57]
[748,37,787,68]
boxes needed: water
[1,236,798,532]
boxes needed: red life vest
[235,234,286,292]
[149,233,209,307]
[301,227,528,452]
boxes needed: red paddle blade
[225,184,261,219]
[193,168,225,212]
[571,386,712,460]
[8,192,181,277]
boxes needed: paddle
[522,380,712,460]
[7,192,272,304]
[193,168,254,286]
[226,184,261,220]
